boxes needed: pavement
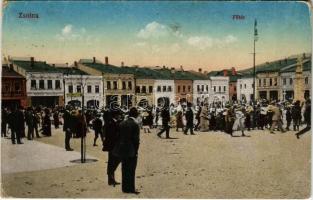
[1,137,96,174]
[0,126,311,198]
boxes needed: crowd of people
[1,97,311,194]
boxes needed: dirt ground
[1,126,311,198]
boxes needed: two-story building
[280,56,311,101]
[188,68,211,106]
[256,58,298,101]
[77,57,135,108]
[56,65,104,109]
[2,64,27,108]
[208,76,229,104]
[9,57,64,107]
[236,75,254,103]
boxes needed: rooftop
[57,67,89,75]
[11,59,62,73]
[2,65,25,78]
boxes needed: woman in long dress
[176,111,184,132]
[199,104,210,132]
[42,108,51,136]
[232,107,247,137]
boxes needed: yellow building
[76,57,135,108]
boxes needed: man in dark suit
[113,107,140,194]
[184,102,195,135]
[157,106,171,138]
[102,110,121,186]
[296,99,311,139]
[11,106,24,144]
[63,105,74,151]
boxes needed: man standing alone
[113,107,140,194]
[63,106,74,151]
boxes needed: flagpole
[253,19,257,103]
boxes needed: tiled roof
[2,66,25,78]
[11,60,62,73]
[57,67,89,75]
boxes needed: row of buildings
[2,53,311,109]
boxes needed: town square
[1,1,312,198]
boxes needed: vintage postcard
[1,0,312,198]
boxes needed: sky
[2,1,312,71]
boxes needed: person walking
[157,106,171,139]
[113,107,140,194]
[184,103,195,135]
[103,110,121,186]
[269,102,285,134]
[93,114,103,146]
[53,110,60,129]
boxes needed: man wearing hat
[113,107,140,194]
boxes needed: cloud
[135,42,147,47]
[187,36,213,50]
[56,24,87,41]
[137,21,183,39]
[187,34,238,50]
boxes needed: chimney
[121,61,124,67]
[231,67,237,76]
[198,68,202,73]
[74,61,78,67]
[66,62,68,67]
[204,70,208,75]
[105,56,109,65]
[52,64,55,67]
[180,65,184,71]
[223,69,228,76]
[93,57,96,64]
[285,58,287,64]
[279,60,282,65]
[30,57,34,67]
[171,67,175,74]
[303,53,306,59]
[163,65,166,69]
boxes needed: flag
[254,19,258,41]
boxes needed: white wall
[236,77,254,102]
[209,76,229,103]
[193,80,211,105]
[153,79,175,106]
[26,72,64,97]
[64,75,104,108]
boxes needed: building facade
[9,57,64,107]
[135,78,155,107]
[193,80,211,106]
[2,65,27,108]
[209,76,229,104]
[154,79,175,107]
[77,57,135,108]
[236,77,254,103]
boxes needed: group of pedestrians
[1,97,310,195]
